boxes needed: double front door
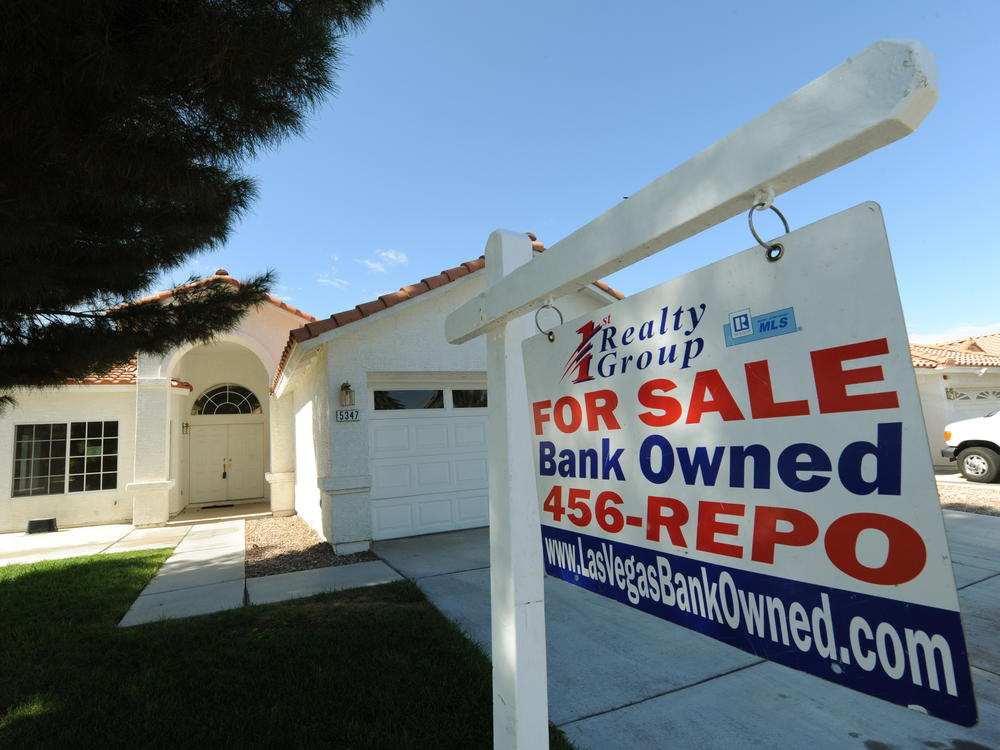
[189,423,263,504]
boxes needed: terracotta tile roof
[931,332,1000,356]
[67,270,314,390]
[910,334,1000,369]
[135,269,318,323]
[67,358,193,390]
[271,233,625,392]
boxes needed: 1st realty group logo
[561,304,709,385]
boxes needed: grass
[0,551,575,749]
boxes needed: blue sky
[165,1,999,344]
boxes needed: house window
[453,389,488,408]
[12,421,118,497]
[374,390,444,410]
[192,384,262,415]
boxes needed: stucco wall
[291,352,329,538]
[228,305,311,376]
[321,276,610,484]
[916,370,950,466]
[0,387,137,532]
[277,268,618,545]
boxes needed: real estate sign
[522,202,977,726]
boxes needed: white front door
[189,423,263,504]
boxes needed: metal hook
[535,304,563,342]
[748,203,790,262]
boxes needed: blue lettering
[597,351,617,377]
[838,422,902,495]
[540,441,556,476]
[777,443,831,492]
[601,438,626,480]
[677,446,725,486]
[639,434,674,484]
[600,325,618,352]
[729,444,771,489]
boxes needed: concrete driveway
[374,511,1000,750]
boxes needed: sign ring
[748,203,790,262]
[535,304,563,342]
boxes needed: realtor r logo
[729,308,753,338]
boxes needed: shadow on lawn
[1,552,573,750]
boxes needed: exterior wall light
[339,382,355,408]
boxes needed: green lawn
[0,550,574,749]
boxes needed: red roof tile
[70,270,312,390]
[910,336,1000,369]
[270,234,625,392]
[67,358,193,390]
[134,270,318,323]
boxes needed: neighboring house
[910,333,1000,466]
[1,237,621,544]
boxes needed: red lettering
[542,485,565,522]
[553,396,582,433]
[745,360,810,419]
[637,379,682,427]
[686,369,745,424]
[584,389,621,432]
[811,339,899,414]
[566,487,592,527]
[532,400,551,436]
[696,501,744,558]
[825,513,926,585]
[751,506,819,564]
[596,491,625,533]
[645,496,688,547]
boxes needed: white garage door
[369,385,488,540]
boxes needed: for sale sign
[522,203,977,726]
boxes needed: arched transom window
[192,384,262,415]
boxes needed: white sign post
[446,40,941,749]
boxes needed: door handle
[222,458,231,479]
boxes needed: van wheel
[957,447,1000,483]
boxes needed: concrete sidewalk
[0,517,402,627]
[373,512,1000,750]
[118,519,402,626]
[0,523,192,565]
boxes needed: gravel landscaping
[936,480,1000,516]
[245,515,376,578]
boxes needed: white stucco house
[910,333,1000,466]
[0,235,622,546]
[9,248,993,539]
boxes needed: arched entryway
[188,384,265,504]
[168,340,271,512]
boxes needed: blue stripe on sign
[724,307,797,346]
[539,525,977,726]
